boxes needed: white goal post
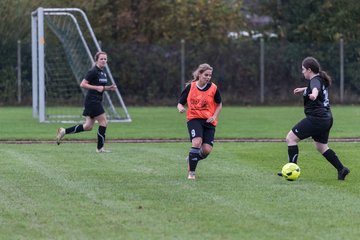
[31,7,131,123]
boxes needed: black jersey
[84,66,108,103]
[178,82,222,105]
[303,76,332,118]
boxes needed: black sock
[323,149,344,171]
[288,145,299,163]
[97,126,107,150]
[65,124,84,134]
[188,147,200,171]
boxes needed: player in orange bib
[177,63,222,180]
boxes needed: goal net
[31,8,131,123]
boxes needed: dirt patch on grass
[1,138,360,144]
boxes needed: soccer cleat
[56,128,65,145]
[96,148,111,153]
[338,167,350,180]
[187,171,196,180]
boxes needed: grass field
[0,106,359,239]
[2,105,360,140]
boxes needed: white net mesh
[34,9,131,123]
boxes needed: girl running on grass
[56,51,117,153]
[177,63,222,180]
[279,56,350,180]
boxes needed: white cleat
[56,128,65,145]
[96,148,111,153]
[187,171,196,180]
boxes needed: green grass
[0,142,359,239]
[1,106,360,140]
[1,106,360,239]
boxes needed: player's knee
[192,138,202,148]
[98,120,108,127]
[315,143,328,154]
[100,117,108,125]
[83,124,93,131]
[96,114,108,127]
[202,145,212,155]
[286,131,298,145]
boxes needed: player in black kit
[279,56,350,180]
[56,51,117,153]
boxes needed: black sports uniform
[56,52,113,153]
[282,56,349,180]
[82,66,108,118]
[292,76,332,144]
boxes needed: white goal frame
[31,7,131,123]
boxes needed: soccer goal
[31,7,131,123]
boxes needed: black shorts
[82,102,105,118]
[187,119,216,146]
[292,116,333,144]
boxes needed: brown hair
[94,51,107,61]
[302,56,331,87]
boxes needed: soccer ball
[281,163,301,181]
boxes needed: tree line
[1,0,360,105]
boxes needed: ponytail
[319,70,332,87]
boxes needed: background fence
[2,38,360,106]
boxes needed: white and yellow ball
[281,163,301,181]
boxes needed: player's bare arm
[177,103,186,113]
[80,79,104,92]
[105,84,117,91]
[308,88,319,100]
[293,87,307,94]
